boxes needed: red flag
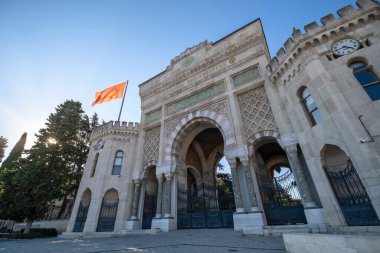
[92,82,127,106]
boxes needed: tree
[0,133,26,170]
[0,100,91,233]
[0,136,8,164]
[217,173,235,210]
[0,133,28,221]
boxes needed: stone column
[163,173,173,217]
[227,158,244,213]
[155,173,163,218]
[131,179,142,219]
[240,156,259,212]
[285,144,316,208]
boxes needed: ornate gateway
[177,184,235,229]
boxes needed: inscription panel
[145,109,162,124]
[232,66,260,87]
[166,82,226,115]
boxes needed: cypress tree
[0,136,7,163]
[0,133,27,170]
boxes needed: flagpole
[117,81,128,121]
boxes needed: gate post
[126,179,142,230]
[153,172,175,231]
[284,145,315,207]
[163,173,173,217]
[227,158,244,213]
[240,156,259,211]
[285,144,326,226]
[155,173,164,218]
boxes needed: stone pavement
[0,229,286,253]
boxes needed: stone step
[243,224,309,236]
[327,226,380,235]
[121,228,161,235]
[263,224,309,236]
[59,231,120,239]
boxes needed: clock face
[332,39,360,56]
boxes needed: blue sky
[0,0,357,157]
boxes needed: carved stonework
[207,99,229,118]
[140,33,265,101]
[164,99,231,138]
[165,118,181,138]
[143,126,161,164]
[166,81,226,115]
[237,86,277,139]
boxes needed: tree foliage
[0,133,28,220]
[0,136,7,164]
[216,173,235,210]
[0,100,96,232]
[0,133,26,170]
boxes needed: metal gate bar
[73,201,89,232]
[96,199,119,232]
[177,184,234,229]
[263,169,306,225]
[325,159,380,226]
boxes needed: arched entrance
[176,127,236,229]
[253,140,307,225]
[73,189,91,232]
[322,145,380,226]
[142,166,158,229]
[96,189,119,232]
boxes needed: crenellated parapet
[266,0,380,83]
[90,120,140,142]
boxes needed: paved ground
[0,229,286,253]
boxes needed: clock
[332,39,360,56]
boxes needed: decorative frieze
[141,48,266,111]
[140,34,265,100]
[237,86,277,139]
[166,82,226,115]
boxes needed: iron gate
[177,184,234,229]
[96,199,119,232]
[73,202,89,232]
[263,169,307,225]
[142,193,157,229]
[325,159,380,226]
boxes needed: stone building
[65,0,380,236]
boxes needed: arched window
[90,153,99,177]
[348,61,380,101]
[301,87,322,126]
[111,151,123,175]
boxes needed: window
[349,61,380,101]
[90,153,99,177]
[301,87,322,126]
[111,151,123,175]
